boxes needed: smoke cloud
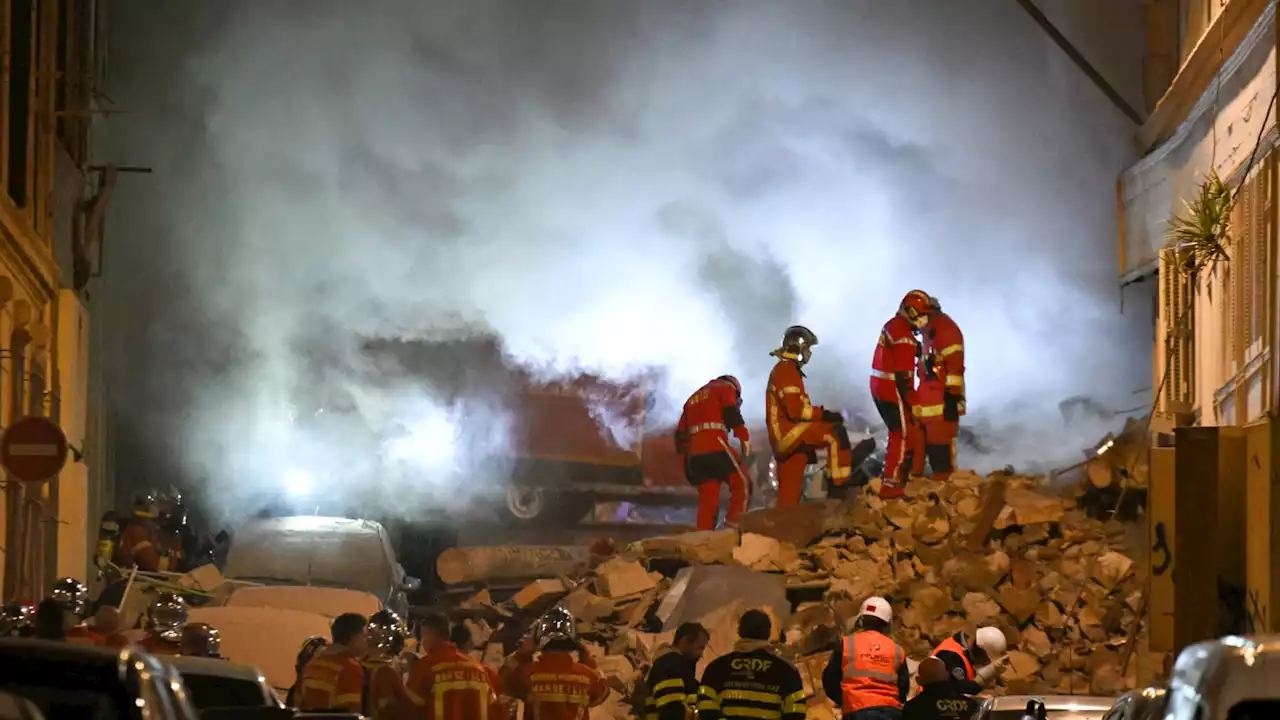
[103,0,1150,521]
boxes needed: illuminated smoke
[103,1,1150,517]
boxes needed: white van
[1164,635,1280,720]
[223,516,420,616]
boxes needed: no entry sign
[1,416,69,484]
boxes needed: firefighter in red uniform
[871,291,929,499]
[140,593,188,656]
[675,375,751,530]
[503,607,609,720]
[114,492,179,573]
[766,326,856,507]
[915,296,966,481]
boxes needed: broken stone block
[1004,650,1040,682]
[1020,625,1052,656]
[737,501,835,547]
[563,587,615,623]
[912,586,951,624]
[911,503,951,545]
[513,578,569,608]
[656,565,790,633]
[1092,551,1135,589]
[596,654,638,687]
[995,488,1067,528]
[962,593,1002,625]
[595,558,659,599]
[637,529,739,564]
[997,586,1041,625]
[734,533,800,571]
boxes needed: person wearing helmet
[675,375,752,529]
[871,292,928,499]
[406,612,497,717]
[362,610,409,720]
[911,296,965,483]
[452,623,510,720]
[140,593,188,655]
[286,636,331,708]
[180,623,223,658]
[698,609,804,720]
[823,597,908,720]
[766,325,859,507]
[114,491,179,573]
[925,627,1008,695]
[0,602,36,637]
[901,657,978,720]
[298,613,368,712]
[502,606,608,718]
[50,578,101,646]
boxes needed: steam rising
[104,1,1150,520]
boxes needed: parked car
[164,655,283,710]
[0,638,198,720]
[0,692,43,720]
[222,516,420,616]
[1103,687,1167,720]
[975,694,1115,720]
[1165,634,1280,719]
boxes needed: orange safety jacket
[766,355,824,456]
[919,635,976,693]
[363,661,407,720]
[505,650,609,720]
[406,642,496,720]
[298,646,366,712]
[675,377,749,456]
[871,316,918,404]
[66,625,104,646]
[840,631,905,712]
[914,361,948,424]
[921,311,965,412]
[139,635,182,656]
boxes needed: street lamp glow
[284,468,312,497]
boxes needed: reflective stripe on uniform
[689,422,727,434]
[938,344,963,357]
[782,690,806,715]
[777,386,804,395]
[870,370,894,381]
[945,375,964,388]
[916,405,943,418]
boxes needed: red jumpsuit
[916,311,965,480]
[870,316,919,487]
[676,377,750,530]
[766,354,854,507]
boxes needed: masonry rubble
[444,469,1161,720]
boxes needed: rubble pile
[446,470,1157,719]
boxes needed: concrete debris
[439,468,1148,704]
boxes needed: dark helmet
[777,325,819,365]
[366,610,407,659]
[716,376,742,404]
[180,622,222,657]
[533,606,576,650]
[50,577,90,618]
[0,602,35,637]
[146,593,188,641]
[297,636,330,669]
[133,490,160,519]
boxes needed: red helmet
[717,375,742,405]
[898,290,932,329]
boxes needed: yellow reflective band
[916,405,944,418]
[133,541,153,552]
[776,421,810,455]
[778,386,804,395]
[721,690,781,704]
[893,337,914,345]
[782,690,806,714]
[799,399,814,421]
[652,679,686,693]
[655,695,686,707]
[334,694,362,706]
[723,707,782,719]
[945,375,964,387]
[938,344,962,357]
[530,692,591,705]
[689,422,727,434]
[870,370,894,380]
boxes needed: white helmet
[856,596,893,624]
[975,626,1007,659]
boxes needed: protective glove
[943,393,962,423]
[821,409,844,424]
[740,440,752,458]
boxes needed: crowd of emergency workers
[677,290,964,529]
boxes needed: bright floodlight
[284,468,312,497]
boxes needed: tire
[499,485,594,525]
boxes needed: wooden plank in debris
[966,477,1008,551]
[437,545,589,585]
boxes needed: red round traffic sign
[1,416,69,484]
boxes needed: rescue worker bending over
[676,375,751,530]
[114,492,179,573]
[503,606,608,720]
[823,597,908,720]
[871,292,927,499]
[363,610,409,720]
[925,627,1007,695]
[141,593,188,655]
[452,622,509,719]
[407,612,498,719]
[901,658,977,720]
[641,621,708,720]
[767,326,856,507]
[699,610,805,720]
[914,296,965,482]
[298,613,368,713]
[287,637,331,708]
[51,577,101,646]
[180,623,223,658]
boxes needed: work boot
[878,480,905,500]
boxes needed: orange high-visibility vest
[840,630,905,712]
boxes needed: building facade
[0,0,109,599]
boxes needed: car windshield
[180,675,264,709]
[0,656,130,720]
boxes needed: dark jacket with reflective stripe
[699,643,805,720]
[643,646,698,720]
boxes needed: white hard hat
[857,596,892,624]
[975,626,1008,658]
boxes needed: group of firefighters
[677,290,965,529]
[0,578,224,657]
[95,488,214,577]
